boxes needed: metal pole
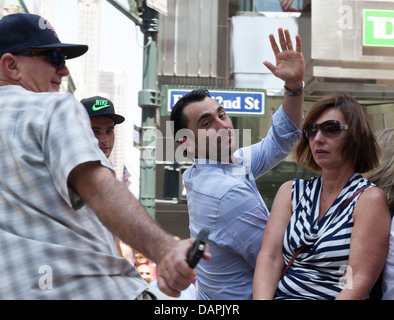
[106,0,160,219]
[138,2,160,219]
[106,0,143,25]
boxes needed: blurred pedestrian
[137,264,155,284]
[364,128,394,300]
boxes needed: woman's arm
[253,180,293,299]
[336,187,391,300]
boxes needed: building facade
[71,0,101,99]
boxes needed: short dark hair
[295,92,379,173]
[170,89,211,139]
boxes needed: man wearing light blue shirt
[170,28,305,299]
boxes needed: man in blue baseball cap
[0,13,208,299]
[0,13,87,92]
[0,13,88,58]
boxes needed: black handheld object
[187,228,209,268]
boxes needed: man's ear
[0,53,21,81]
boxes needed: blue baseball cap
[0,13,88,59]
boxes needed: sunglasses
[304,120,349,140]
[12,50,66,69]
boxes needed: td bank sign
[363,9,394,47]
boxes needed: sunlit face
[14,50,69,92]
[134,251,149,266]
[90,116,115,158]
[182,97,236,162]
[137,264,154,284]
[309,108,350,171]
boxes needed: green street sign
[363,9,394,47]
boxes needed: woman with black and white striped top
[253,93,391,300]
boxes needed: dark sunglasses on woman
[304,120,349,140]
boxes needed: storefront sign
[363,9,394,47]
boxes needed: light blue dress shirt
[183,105,301,300]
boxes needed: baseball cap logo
[38,17,58,37]
[92,100,111,111]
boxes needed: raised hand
[263,28,305,90]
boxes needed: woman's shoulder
[359,184,388,202]
[354,184,391,222]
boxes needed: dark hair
[170,89,211,139]
[295,92,379,173]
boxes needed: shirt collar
[193,154,251,177]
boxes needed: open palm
[264,28,305,87]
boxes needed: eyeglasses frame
[304,120,349,140]
[11,50,66,69]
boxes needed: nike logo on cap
[92,100,110,111]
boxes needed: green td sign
[363,9,394,47]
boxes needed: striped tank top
[275,173,372,300]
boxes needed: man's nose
[97,134,109,144]
[102,135,110,144]
[57,64,70,77]
[216,119,230,131]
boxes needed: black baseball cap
[0,13,88,58]
[80,96,125,125]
